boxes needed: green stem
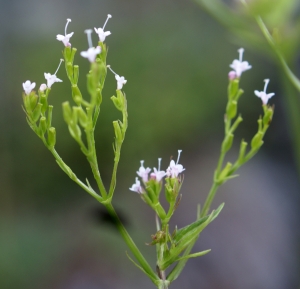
[104,203,158,281]
[200,182,219,218]
[85,128,107,198]
[254,16,300,92]
[108,148,120,198]
[48,147,102,202]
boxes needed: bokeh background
[1,0,300,288]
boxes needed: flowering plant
[22,15,274,289]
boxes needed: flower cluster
[22,58,64,95]
[129,150,185,194]
[228,48,275,105]
[22,15,127,96]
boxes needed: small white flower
[254,79,275,105]
[150,158,166,182]
[56,18,74,47]
[137,160,151,183]
[22,80,36,95]
[44,59,64,88]
[94,14,112,42]
[115,75,127,90]
[129,177,143,194]
[80,46,101,63]
[39,83,47,92]
[229,48,252,78]
[166,150,185,178]
[80,29,101,63]
[107,65,127,90]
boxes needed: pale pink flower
[56,18,74,47]
[254,79,275,105]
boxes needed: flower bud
[75,107,88,128]
[62,102,72,124]
[48,127,56,147]
[40,95,48,113]
[32,103,43,122]
[237,140,248,164]
[73,65,79,84]
[228,79,239,100]
[64,46,72,62]
[263,106,274,126]
[251,131,264,150]
[113,121,123,143]
[39,84,47,92]
[68,124,81,140]
[47,105,53,128]
[221,133,234,153]
[70,47,77,64]
[218,162,232,182]
[72,85,82,105]
[67,62,73,80]
[39,116,47,135]
[23,92,38,113]
[226,100,237,120]
[111,95,123,111]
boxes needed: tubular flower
[94,14,112,42]
[107,65,127,90]
[137,160,151,183]
[254,79,275,105]
[229,48,252,78]
[166,150,185,178]
[44,59,64,88]
[80,29,101,63]
[22,80,36,95]
[129,177,143,194]
[56,18,74,47]
[150,158,166,182]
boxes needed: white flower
[56,18,74,47]
[166,150,185,178]
[94,14,112,42]
[80,46,101,63]
[80,29,101,63]
[115,75,127,90]
[39,83,47,92]
[22,80,36,95]
[254,79,275,105]
[229,48,252,78]
[129,177,143,194]
[137,160,151,183]
[44,59,64,88]
[107,65,127,90]
[150,158,166,182]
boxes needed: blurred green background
[0,0,300,288]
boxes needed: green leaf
[126,252,160,286]
[161,203,224,269]
[175,249,211,262]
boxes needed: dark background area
[0,0,300,288]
